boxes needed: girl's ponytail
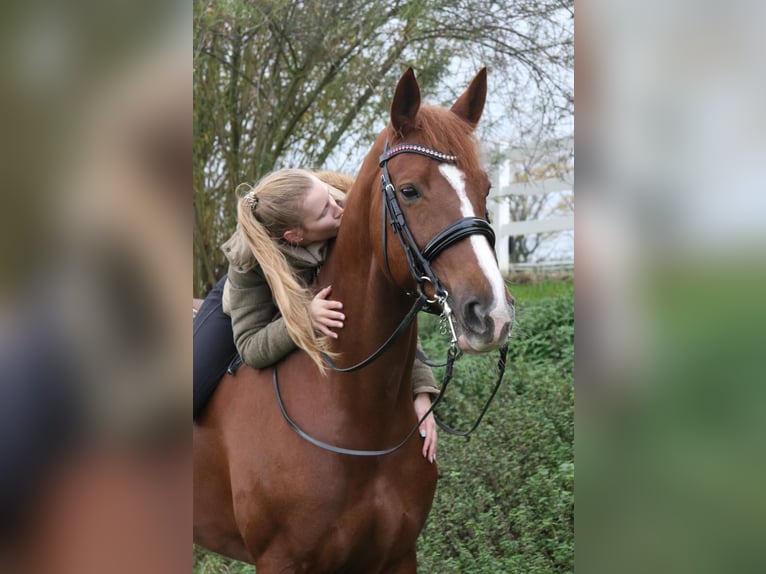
[236,170,336,373]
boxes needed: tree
[193,0,573,296]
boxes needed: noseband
[379,142,496,311]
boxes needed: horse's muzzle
[457,296,514,353]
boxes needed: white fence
[503,260,574,274]
[486,139,574,275]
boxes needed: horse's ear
[450,67,487,129]
[391,67,421,137]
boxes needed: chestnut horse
[194,68,514,573]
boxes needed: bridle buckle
[435,291,459,349]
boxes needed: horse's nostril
[463,299,490,334]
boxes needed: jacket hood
[221,226,327,274]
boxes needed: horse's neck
[318,210,417,409]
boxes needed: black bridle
[273,141,508,456]
[379,142,496,311]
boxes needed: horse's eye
[399,186,420,200]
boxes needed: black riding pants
[193,275,238,420]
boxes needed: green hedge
[508,292,574,374]
[415,284,573,572]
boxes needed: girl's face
[297,176,344,244]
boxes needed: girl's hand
[310,285,345,339]
[414,392,438,463]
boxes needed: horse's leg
[193,425,252,562]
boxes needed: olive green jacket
[221,228,439,397]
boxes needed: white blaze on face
[438,164,509,332]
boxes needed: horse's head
[373,68,514,353]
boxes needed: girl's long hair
[236,168,346,373]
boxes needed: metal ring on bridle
[418,276,440,304]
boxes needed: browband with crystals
[379,143,457,166]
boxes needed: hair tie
[245,191,259,210]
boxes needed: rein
[273,342,509,456]
[321,292,429,373]
[274,141,508,456]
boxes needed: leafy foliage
[415,280,573,572]
[507,293,574,374]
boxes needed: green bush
[508,291,574,374]
[415,284,574,572]
[416,358,573,573]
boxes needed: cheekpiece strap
[379,143,457,166]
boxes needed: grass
[194,547,254,574]
[506,273,574,302]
